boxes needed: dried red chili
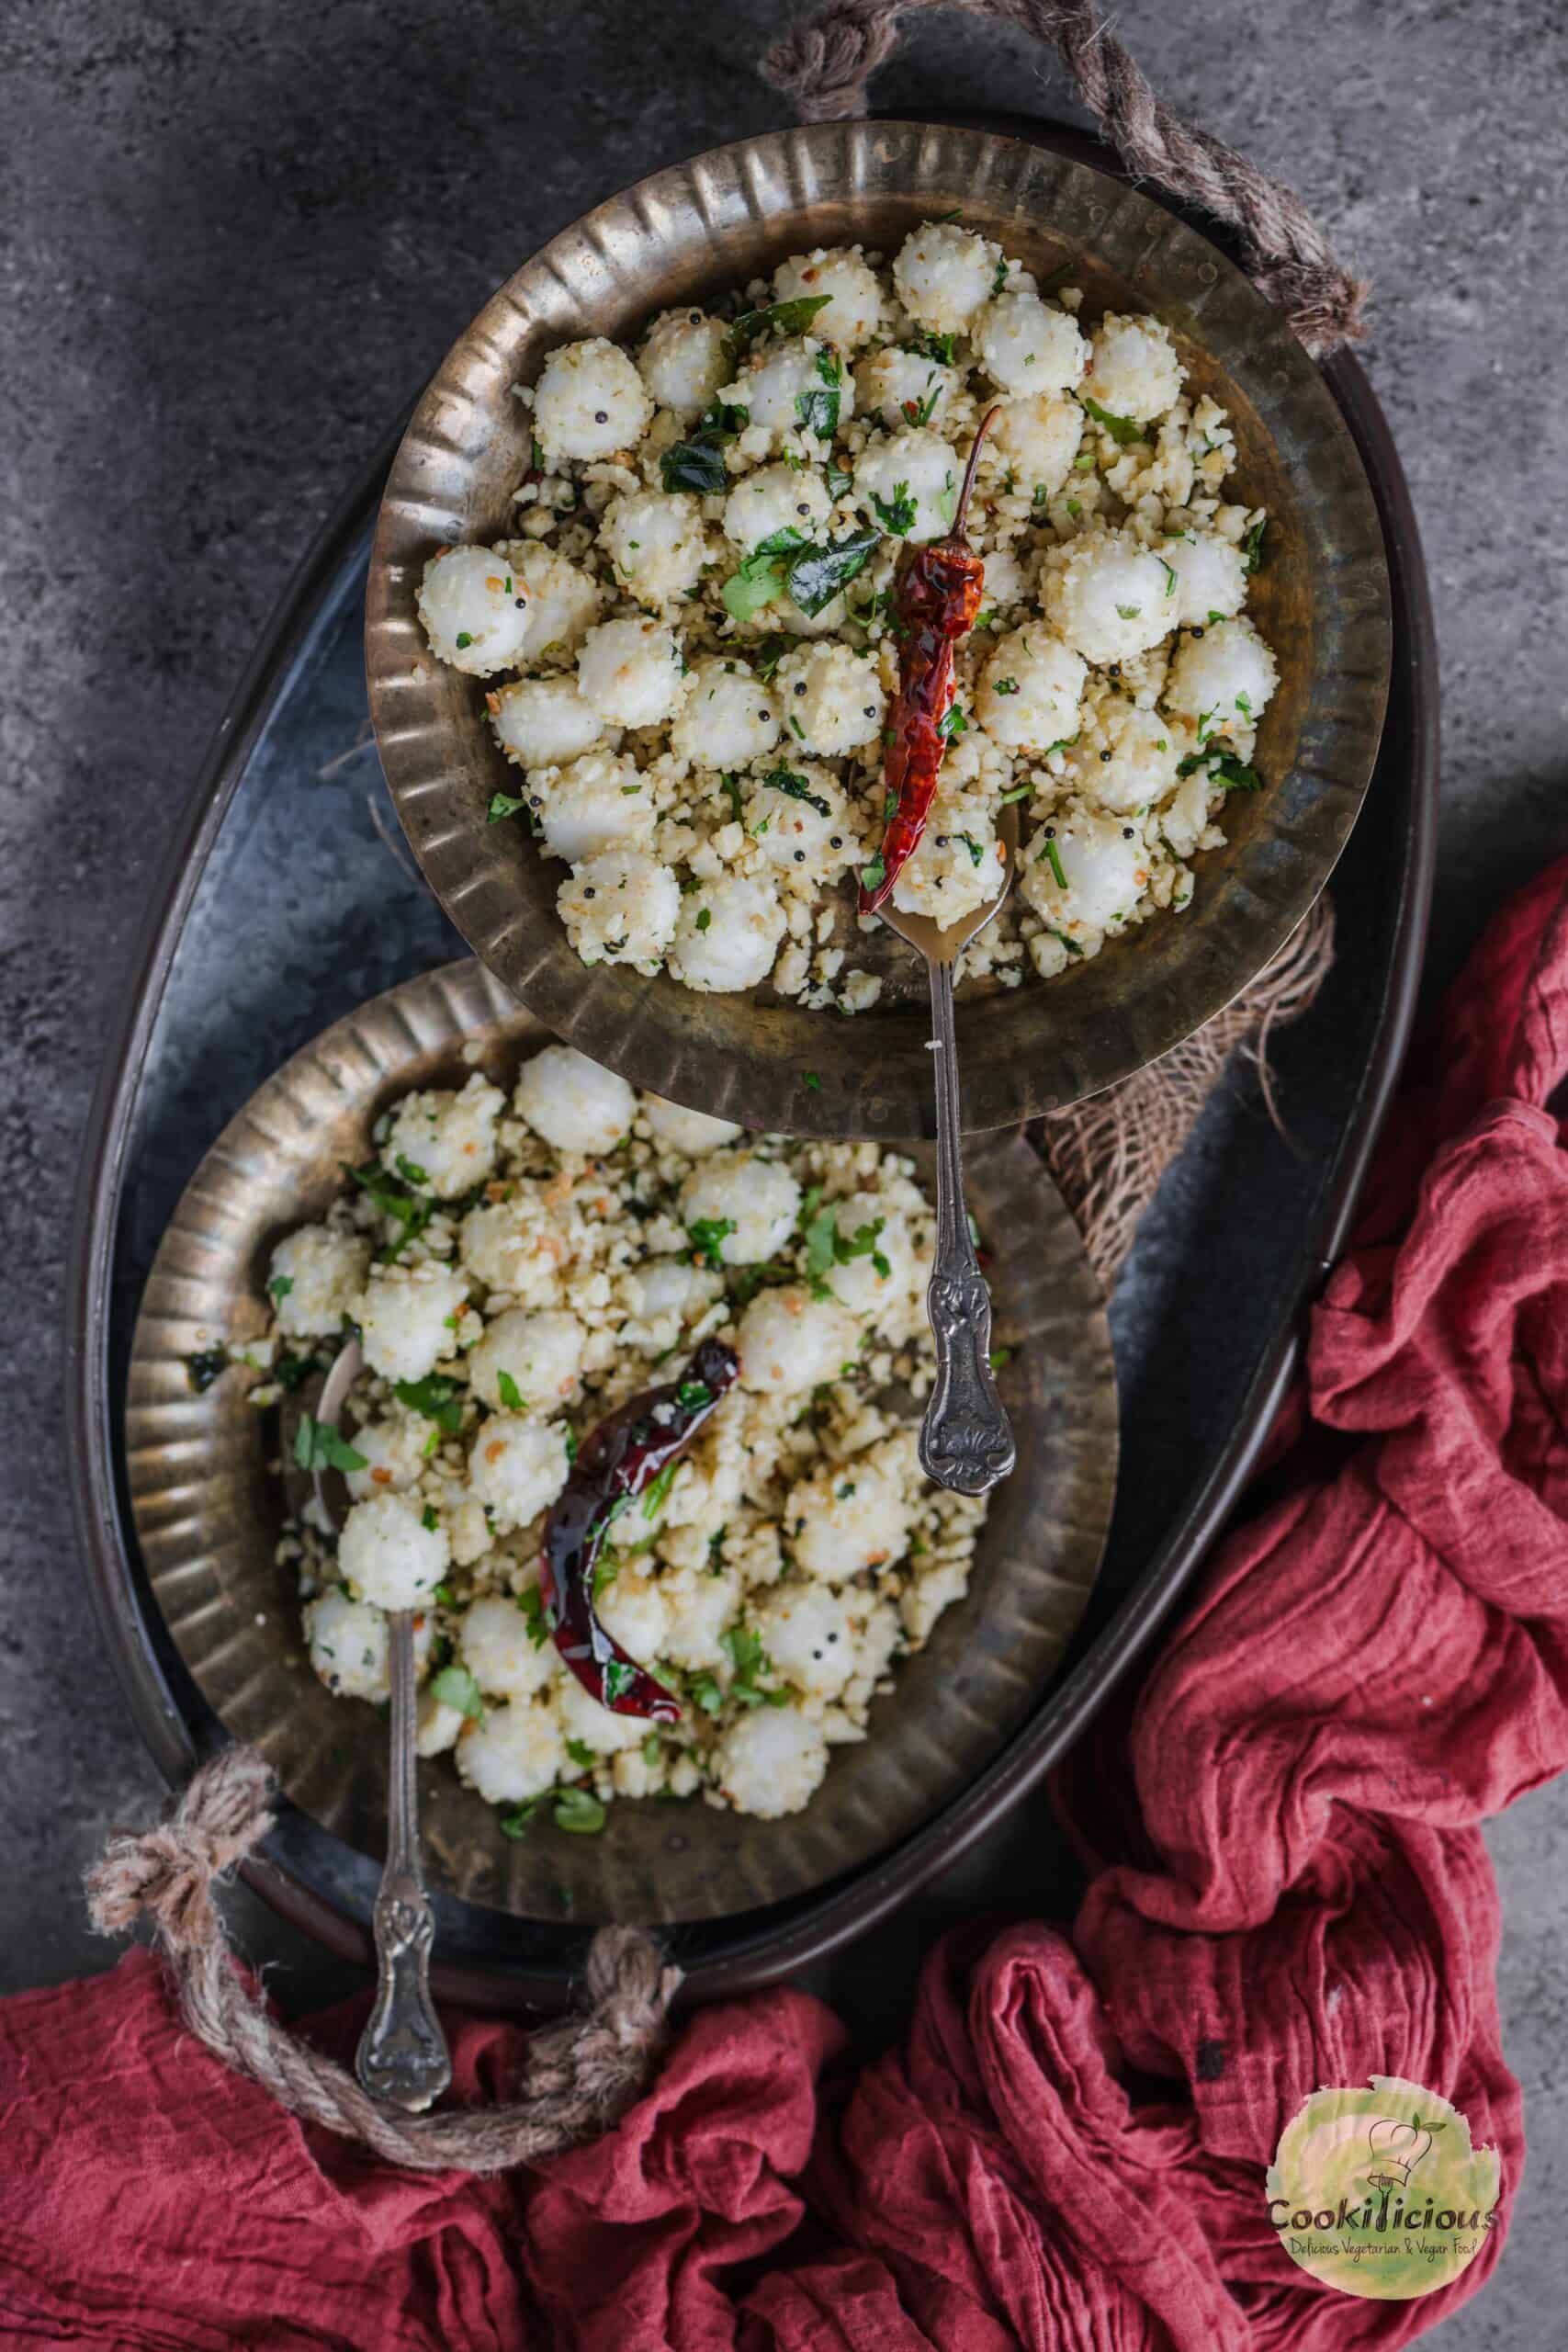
[539,1335,739,1720]
[859,405,1001,917]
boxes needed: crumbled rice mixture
[417,222,1277,1009]
[242,1044,987,1829]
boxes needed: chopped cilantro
[292,1415,368,1475]
[869,480,918,536]
[1242,515,1268,572]
[554,1786,605,1833]
[860,853,886,894]
[991,255,1010,297]
[762,764,832,816]
[1158,558,1177,597]
[804,1070,821,1090]
[566,1737,596,1770]
[1115,603,1141,620]
[517,1586,552,1648]
[495,1368,524,1411]
[688,1216,735,1269]
[825,461,853,499]
[724,293,831,359]
[267,1275,294,1303]
[1178,748,1264,793]
[641,1461,679,1521]
[992,676,1019,695]
[936,703,967,741]
[487,790,530,824]
[455,631,473,649]
[1042,838,1068,890]
[959,832,984,867]
[429,1663,484,1723]
[392,1373,464,1434]
[1078,393,1141,445]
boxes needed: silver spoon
[875,804,1020,1497]
[281,1336,452,2112]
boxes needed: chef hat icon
[1366,2112,1444,2189]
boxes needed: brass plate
[125,960,1116,1927]
[366,119,1391,1139]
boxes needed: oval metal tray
[65,118,1435,2012]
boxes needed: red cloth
[6,862,1566,2349]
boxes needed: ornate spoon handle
[918,956,1017,1498]
[355,1610,451,2111]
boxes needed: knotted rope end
[85,1748,276,1949]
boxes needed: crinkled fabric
[4,862,1564,2349]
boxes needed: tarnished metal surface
[367,119,1391,1138]
[125,960,1116,1927]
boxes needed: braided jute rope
[85,1747,679,2173]
[762,0,1367,356]
[85,914,1333,2168]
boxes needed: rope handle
[86,1748,680,2174]
[761,0,1367,356]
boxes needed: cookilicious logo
[1266,2076,1501,2300]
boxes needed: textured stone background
[3,0,1565,2336]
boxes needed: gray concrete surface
[2,0,1564,2338]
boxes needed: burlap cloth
[86,0,1359,2169]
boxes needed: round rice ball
[722,462,832,553]
[640,1093,743,1153]
[669,657,782,768]
[467,1414,571,1532]
[532,749,655,865]
[558,1672,646,1756]
[459,1184,570,1304]
[753,1582,857,1699]
[533,335,653,466]
[714,1704,829,1817]
[467,1306,584,1411]
[787,1454,911,1582]
[338,1490,450,1611]
[1081,311,1184,424]
[985,394,1083,497]
[600,489,709,609]
[508,541,602,663]
[975,627,1086,752]
[773,246,888,351]
[853,345,956,432]
[576,616,687,729]
[458,1594,557,1701]
[456,1697,565,1804]
[625,1254,725,1320]
[595,1565,671,1664]
[887,787,1004,927]
[1044,529,1179,665]
[660,1566,738,1671]
[637,308,731,421]
[721,336,855,446]
[558,850,681,971]
[267,1225,370,1340]
[416,1689,467,1758]
[417,546,532,677]
[972,291,1087,397]
[304,1589,390,1702]
[383,1072,505,1200]
[354,1261,468,1385]
[742,763,856,882]
[679,1153,800,1264]
[1164,616,1279,735]
[892,221,1002,335]
[1070,701,1182,816]
[514,1046,636,1157]
[737,1285,861,1393]
[489,674,604,771]
[852,427,960,544]
[772,644,884,758]
[344,1413,430,1502]
[1161,529,1247,629]
[821,1192,918,1325]
[668,875,787,993]
[1021,808,1148,935]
